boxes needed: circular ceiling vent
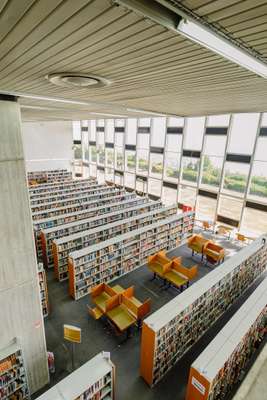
[46,73,110,88]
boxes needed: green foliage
[250,175,267,197]
[138,158,148,171]
[127,154,136,170]
[151,162,163,174]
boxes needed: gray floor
[33,234,265,400]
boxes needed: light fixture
[21,105,55,111]
[177,19,267,79]
[126,108,166,116]
[46,73,111,89]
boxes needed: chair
[87,305,103,320]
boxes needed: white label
[192,377,205,395]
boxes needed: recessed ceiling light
[46,73,111,88]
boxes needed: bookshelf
[68,211,194,300]
[29,179,99,200]
[29,177,96,194]
[53,204,176,281]
[36,352,114,400]
[0,340,29,400]
[140,235,267,386]
[30,184,109,206]
[37,263,49,317]
[31,192,136,221]
[186,277,267,400]
[41,200,162,269]
[30,187,125,213]
[33,194,140,261]
[28,169,72,185]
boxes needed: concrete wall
[21,121,73,171]
[0,100,49,393]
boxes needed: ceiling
[0,0,266,121]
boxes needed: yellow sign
[64,324,81,343]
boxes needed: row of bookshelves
[140,234,267,386]
[28,169,72,185]
[52,204,177,281]
[30,187,124,213]
[0,340,29,400]
[41,199,162,269]
[29,179,99,200]
[186,277,267,400]
[37,352,114,400]
[68,211,194,300]
[31,192,136,221]
[29,177,95,194]
[37,263,49,317]
[30,183,109,206]
[33,193,140,260]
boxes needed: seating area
[187,234,225,265]
[148,251,198,291]
[88,283,151,337]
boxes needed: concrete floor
[33,234,265,400]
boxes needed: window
[201,156,223,191]
[203,135,227,158]
[228,113,260,154]
[105,119,114,143]
[179,185,197,207]
[137,133,150,149]
[161,186,177,206]
[137,149,149,175]
[184,117,205,150]
[148,178,161,197]
[82,130,89,161]
[97,131,105,165]
[89,120,96,141]
[125,151,136,172]
[115,173,124,187]
[196,196,217,221]
[90,146,97,163]
[254,137,267,161]
[167,117,184,128]
[139,118,151,127]
[166,134,183,152]
[164,152,180,183]
[206,114,230,126]
[105,168,114,183]
[105,149,114,167]
[150,153,163,179]
[223,162,250,196]
[115,131,124,147]
[124,172,135,189]
[97,169,105,184]
[126,119,137,145]
[74,144,82,160]
[136,178,147,194]
[90,164,97,178]
[248,161,267,202]
[151,118,166,147]
[218,195,243,222]
[241,207,267,235]
[181,157,200,185]
[115,147,124,170]
[73,121,81,141]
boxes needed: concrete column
[0,95,49,393]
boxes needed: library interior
[1,1,267,400]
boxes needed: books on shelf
[0,340,29,400]
[30,188,125,213]
[29,177,96,194]
[31,192,136,221]
[36,352,114,400]
[52,204,176,280]
[30,184,109,206]
[41,200,162,269]
[33,193,140,261]
[28,169,72,185]
[37,263,49,317]
[140,235,267,387]
[186,277,267,400]
[68,211,194,300]
[29,179,99,200]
